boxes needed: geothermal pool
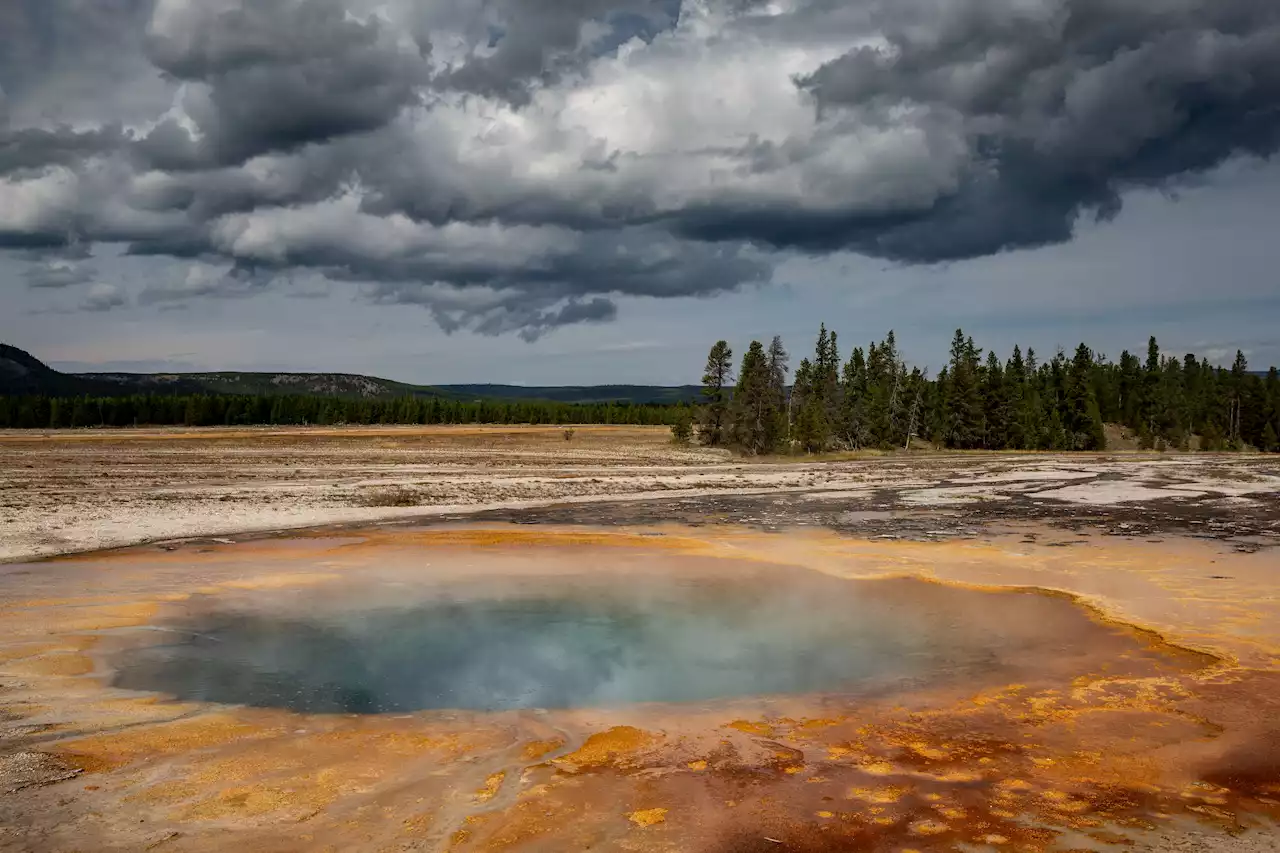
[109,547,1180,714]
[5,527,1278,853]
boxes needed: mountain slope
[2,345,696,404]
[0,345,165,396]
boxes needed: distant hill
[77,370,445,400]
[0,344,158,397]
[437,384,703,404]
[1,345,696,404]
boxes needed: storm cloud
[2,0,1279,337]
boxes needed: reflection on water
[111,572,1082,713]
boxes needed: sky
[2,0,1279,386]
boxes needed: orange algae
[554,726,660,771]
[3,525,1279,852]
[475,772,506,802]
[627,807,668,827]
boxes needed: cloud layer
[2,0,1278,336]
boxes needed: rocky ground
[2,426,1280,853]
[3,425,1279,562]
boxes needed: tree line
[0,392,687,430]
[693,327,1280,454]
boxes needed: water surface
[111,568,1141,713]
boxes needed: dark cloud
[212,202,771,335]
[369,284,619,342]
[776,0,1280,261]
[0,0,162,128]
[0,125,126,176]
[2,0,1279,338]
[129,141,356,221]
[137,0,430,168]
[437,0,682,106]
[0,232,74,251]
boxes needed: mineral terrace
[1,426,1278,853]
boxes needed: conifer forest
[4,329,1278,456]
[694,328,1280,454]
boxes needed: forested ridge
[0,392,682,429]
[4,330,1278,452]
[0,343,686,427]
[691,328,1280,454]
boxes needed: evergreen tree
[671,407,694,445]
[982,350,1008,450]
[1264,368,1280,452]
[945,329,983,449]
[816,324,842,433]
[1005,345,1028,449]
[902,367,927,449]
[699,340,734,446]
[793,325,838,452]
[730,341,775,455]
[1261,421,1278,454]
[1141,336,1162,437]
[863,332,907,447]
[791,358,824,453]
[1229,350,1251,446]
[1021,347,1046,448]
[1065,344,1107,450]
[839,347,870,448]
[766,336,791,451]
[1118,350,1141,429]
[881,331,906,446]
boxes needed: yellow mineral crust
[0,525,1276,853]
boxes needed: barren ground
[3,425,1280,562]
[1,426,1279,853]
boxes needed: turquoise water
[110,574,1043,713]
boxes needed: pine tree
[1229,350,1250,445]
[671,407,694,445]
[1021,347,1045,448]
[903,366,926,450]
[792,358,824,453]
[1141,336,1162,438]
[1263,368,1280,452]
[839,347,870,448]
[730,341,775,455]
[1199,421,1224,452]
[1065,343,1106,450]
[1117,350,1141,428]
[945,329,983,448]
[699,341,734,446]
[861,332,907,447]
[765,336,791,452]
[793,325,837,452]
[1261,421,1278,453]
[982,350,1008,450]
[816,324,842,433]
[1005,345,1028,449]
[881,331,905,446]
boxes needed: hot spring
[108,557,1161,714]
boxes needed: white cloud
[79,282,126,312]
